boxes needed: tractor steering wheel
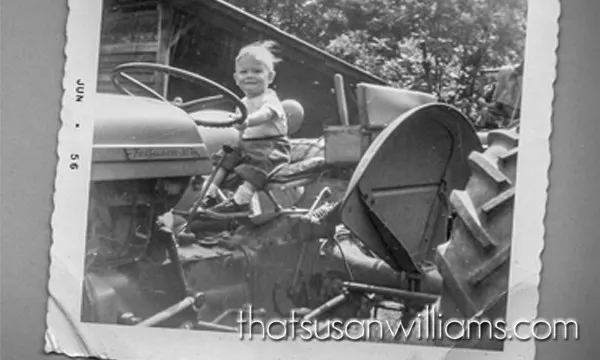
[111,62,247,128]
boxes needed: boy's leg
[201,146,245,208]
[208,162,268,214]
[208,139,288,215]
[207,180,256,214]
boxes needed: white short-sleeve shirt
[239,89,288,140]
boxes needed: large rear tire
[431,129,518,351]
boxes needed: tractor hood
[91,94,213,181]
[340,103,483,273]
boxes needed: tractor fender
[340,103,483,274]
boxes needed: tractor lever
[212,305,266,325]
[183,148,231,229]
[333,74,350,126]
[308,187,332,215]
[135,292,206,327]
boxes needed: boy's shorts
[211,136,291,190]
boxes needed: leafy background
[225,0,528,123]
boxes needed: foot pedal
[177,231,197,246]
[198,237,219,247]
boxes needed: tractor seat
[266,137,328,188]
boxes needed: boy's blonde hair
[236,40,281,72]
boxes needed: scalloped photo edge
[45,0,558,359]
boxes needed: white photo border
[45,0,559,359]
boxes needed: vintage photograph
[46,0,556,358]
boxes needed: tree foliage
[226,0,527,120]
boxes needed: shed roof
[170,0,388,86]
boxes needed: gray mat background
[2,0,598,359]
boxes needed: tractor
[82,62,517,351]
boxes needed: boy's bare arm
[245,104,277,127]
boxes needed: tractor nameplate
[125,147,203,161]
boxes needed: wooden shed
[97,0,388,138]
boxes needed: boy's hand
[233,118,248,132]
[231,106,249,131]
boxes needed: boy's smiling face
[233,54,274,98]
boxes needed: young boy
[206,40,291,215]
